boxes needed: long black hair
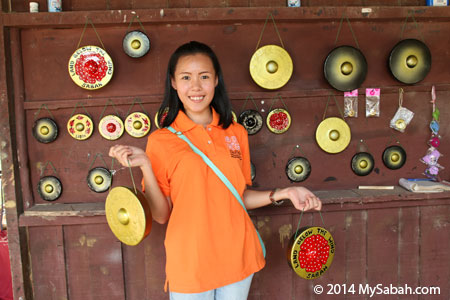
[157,41,233,129]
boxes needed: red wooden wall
[1,3,449,300]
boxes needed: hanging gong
[123,30,150,58]
[324,45,367,92]
[286,226,335,279]
[239,109,263,135]
[33,117,58,144]
[155,108,169,129]
[382,145,407,170]
[37,176,62,201]
[267,108,291,134]
[105,186,152,246]
[351,152,374,176]
[249,45,293,90]
[315,117,351,154]
[389,39,431,84]
[251,161,256,181]
[286,157,311,182]
[232,111,238,123]
[99,115,124,140]
[125,112,151,138]
[87,167,112,193]
[68,45,114,90]
[67,114,94,141]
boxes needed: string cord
[255,12,285,51]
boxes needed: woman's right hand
[108,145,150,169]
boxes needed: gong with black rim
[324,45,368,92]
[238,109,263,135]
[286,157,311,182]
[87,167,112,193]
[37,176,62,201]
[33,117,58,143]
[389,39,431,84]
[123,30,151,58]
[351,152,374,176]
[382,145,407,170]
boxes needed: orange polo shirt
[145,108,265,293]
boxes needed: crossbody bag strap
[167,126,266,257]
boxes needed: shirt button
[208,140,212,144]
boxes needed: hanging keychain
[32,104,59,143]
[390,88,414,132]
[98,99,125,141]
[365,88,380,117]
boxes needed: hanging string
[255,12,285,51]
[125,98,149,117]
[34,104,55,121]
[69,102,91,118]
[126,15,148,35]
[334,10,360,49]
[322,93,345,120]
[39,161,58,177]
[293,209,326,239]
[289,144,307,159]
[400,10,425,43]
[88,153,109,170]
[398,88,404,108]
[127,159,138,195]
[385,132,403,148]
[356,139,372,155]
[76,17,106,50]
[268,93,289,112]
[99,99,121,120]
[240,94,259,112]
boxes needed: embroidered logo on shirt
[225,136,242,160]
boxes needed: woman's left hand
[281,187,322,211]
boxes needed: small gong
[67,114,94,141]
[105,186,152,246]
[315,117,351,154]
[238,109,263,135]
[155,108,169,129]
[37,176,62,201]
[123,30,151,58]
[286,157,311,182]
[232,111,238,123]
[267,108,291,134]
[351,152,374,176]
[33,117,58,143]
[99,115,125,140]
[125,112,151,138]
[87,167,112,193]
[286,226,335,279]
[382,145,407,170]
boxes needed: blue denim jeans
[169,273,254,300]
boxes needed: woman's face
[171,53,218,121]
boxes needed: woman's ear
[215,75,218,87]
[171,77,177,90]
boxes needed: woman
[109,41,321,299]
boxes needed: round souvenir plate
[67,114,94,140]
[389,39,431,84]
[37,176,62,201]
[249,45,293,90]
[267,108,291,134]
[382,145,407,170]
[105,186,152,246]
[286,226,335,279]
[123,30,150,58]
[68,45,114,90]
[125,112,151,138]
[33,117,58,144]
[286,157,311,182]
[99,115,124,140]
[324,45,367,92]
[87,167,112,193]
[315,117,351,154]
[238,109,263,135]
[351,152,374,176]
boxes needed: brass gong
[266,108,291,134]
[155,108,169,129]
[249,45,293,90]
[382,145,407,170]
[315,117,351,154]
[37,176,62,201]
[123,30,150,58]
[286,157,311,182]
[87,167,112,193]
[67,114,94,140]
[232,111,238,123]
[33,117,58,143]
[105,186,152,246]
[125,112,151,138]
[287,226,335,279]
[351,152,374,176]
[389,39,431,84]
[239,109,263,135]
[324,45,368,92]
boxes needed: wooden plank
[419,205,450,300]
[28,226,68,299]
[248,214,293,300]
[367,208,399,289]
[64,223,126,300]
